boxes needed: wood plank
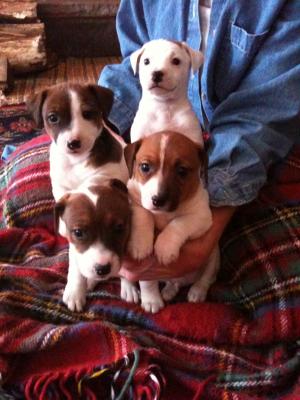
[0,23,47,74]
[0,0,37,21]
[0,57,13,92]
[37,0,119,18]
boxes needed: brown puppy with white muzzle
[26,83,128,201]
[55,179,132,312]
[124,131,219,313]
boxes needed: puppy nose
[94,263,111,277]
[152,194,167,208]
[67,139,81,150]
[152,70,164,83]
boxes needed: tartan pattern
[0,134,300,398]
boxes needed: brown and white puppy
[27,83,128,201]
[130,39,204,145]
[55,179,133,312]
[124,131,219,313]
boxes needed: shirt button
[201,93,207,102]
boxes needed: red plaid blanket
[0,134,300,399]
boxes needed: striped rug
[0,57,121,106]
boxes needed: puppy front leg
[155,214,212,265]
[128,204,155,260]
[63,245,87,312]
[139,280,164,313]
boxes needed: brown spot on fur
[58,184,131,257]
[88,127,122,167]
[132,131,205,211]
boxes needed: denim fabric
[99,0,300,206]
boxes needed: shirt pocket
[214,22,270,101]
[230,23,270,56]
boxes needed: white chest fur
[49,142,128,201]
[131,98,203,146]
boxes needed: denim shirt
[99,0,300,206]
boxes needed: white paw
[161,281,179,302]
[128,234,153,260]
[141,294,164,313]
[154,233,180,265]
[63,284,86,312]
[121,279,140,303]
[187,284,209,303]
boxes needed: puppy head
[54,179,131,280]
[26,83,114,160]
[130,39,203,98]
[125,131,207,212]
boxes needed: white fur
[130,39,204,145]
[49,90,128,201]
[48,88,129,311]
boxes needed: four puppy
[27,39,217,313]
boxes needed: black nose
[152,194,167,208]
[94,263,111,277]
[152,70,164,83]
[67,139,81,150]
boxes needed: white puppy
[130,39,204,145]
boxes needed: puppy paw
[141,294,164,313]
[187,284,209,303]
[128,234,153,260]
[63,284,86,312]
[162,281,179,302]
[121,279,140,304]
[154,233,180,265]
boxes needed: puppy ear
[198,147,208,185]
[181,42,204,75]
[88,84,114,119]
[124,140,142,177]
[26,89,48,129]
[130,46,145,75]
[110,178,128,195]
[53,193,70,235]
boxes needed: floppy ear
[124,140,142,177]
[88,84,114,120]
[110,178,128,195]
[130,46,145,75]
[53,193,70,235]
[26,89,48,129]
[181,42,204,74]
[198,147,208,185]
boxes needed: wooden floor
[1,56,120,106]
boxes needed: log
[0,0,37,22]
[0,57,13,92]
[0,23,47,74]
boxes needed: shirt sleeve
[207,3,300,207]
[99,0,149,135]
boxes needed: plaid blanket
[0,134,300,399]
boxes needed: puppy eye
[72,228,87,240]
[171,57,181,66]
[176,165,189,178]
[139,162,151,174]
[113,223,125,233]
[47,113,60,124]
[82,110,96,120]
[144,58,150,65]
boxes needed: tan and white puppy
[124,131,219,313]
[130,39,204,145]
[27,83,128,201]
[55,179,133,312]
